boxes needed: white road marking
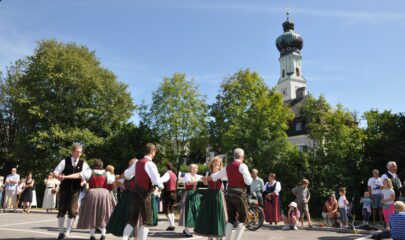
[0,219,55,227]
[0,227,88,239]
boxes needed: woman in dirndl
[62,159,115,240]
[106,158,139,238]
[194,156,227,239]
[263,173,282,225]
[179,164,202,237]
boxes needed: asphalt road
[0,211,372,240]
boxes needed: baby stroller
[346,195,359,233]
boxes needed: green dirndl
[179,190,201,227]
[151,194,158,226]
[106,190,131,236]
[194,189,227,237]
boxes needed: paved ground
[0,211,373,240]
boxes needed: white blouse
[184,173,202,183]
[80,169,115,184]
[263,181,281,195]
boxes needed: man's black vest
[59,157,84,192]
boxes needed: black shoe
[166,226,175,231]
[89,237,96,240]
[99,236,105,240]
[182,230,193,237]
[57,233,65,240]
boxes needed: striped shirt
[389,212,405,240]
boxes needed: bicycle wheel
[246,204,264,231]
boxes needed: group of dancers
[53,143,253,240]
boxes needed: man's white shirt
[53,157,90,174]
[124,156,164,189]
[211,160,253,186]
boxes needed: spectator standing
[3,168,20,213]
[42,172,59,213]
[322,193,338,226]
[250,169,264,206]
[381,161,402,199]
[0,176,4,208]
[367,169,384,224]
[338,187,349,228]
[21,172,35,213]
[382,178,395,229]
[360,191,372,224]
[292,179,312,227]
[389,201,405,240]
[263,173,282,225]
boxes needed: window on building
[298,145,307,152]
[296,67,300,77]
[295,121,302,131]
[282,70,285,78]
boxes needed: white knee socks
[139,225,149,240]
[225,223,233,240]
[58,217,65,234]
[167,213,175,227]
[65,218,74,236]
[90,229,96,237]
[234,223,245,240]
[122,224,133,240]
[100,228,106,236]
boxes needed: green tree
[0,60,27,172]
[12,39,135,174]
[141,73,208,169]
[210,69,294,173]
[362,110,405,179]
[302,95,365,213]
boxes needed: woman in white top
[263,173,282,225]
[381,178,395,229]
[178,164,203,237]
[42,173,59,212]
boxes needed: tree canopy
[3,39,135,174]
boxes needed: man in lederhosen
[161,162,177,231]
[53,144,90,240]
[121,143,167,240]
[206,148,253,240]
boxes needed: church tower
[276,13,307,101]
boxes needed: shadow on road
[319,236,367,240]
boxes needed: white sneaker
[294,226,299,230]
[282,225,290,230]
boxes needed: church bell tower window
[296,67,300,77]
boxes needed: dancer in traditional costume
[179,164,203,237]
[194,157,227,239]
[161,162,177,231]
[207,148,253,240]
[122,143,167,240]
[53,144,90,240]
[263,173,282,225]
[107,159,137,237]
[62,159,115,240]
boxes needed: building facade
[275,14,311,150]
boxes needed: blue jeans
[362,208,371,222]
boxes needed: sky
[1,0,404,123]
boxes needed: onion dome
[275,13,303,56]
